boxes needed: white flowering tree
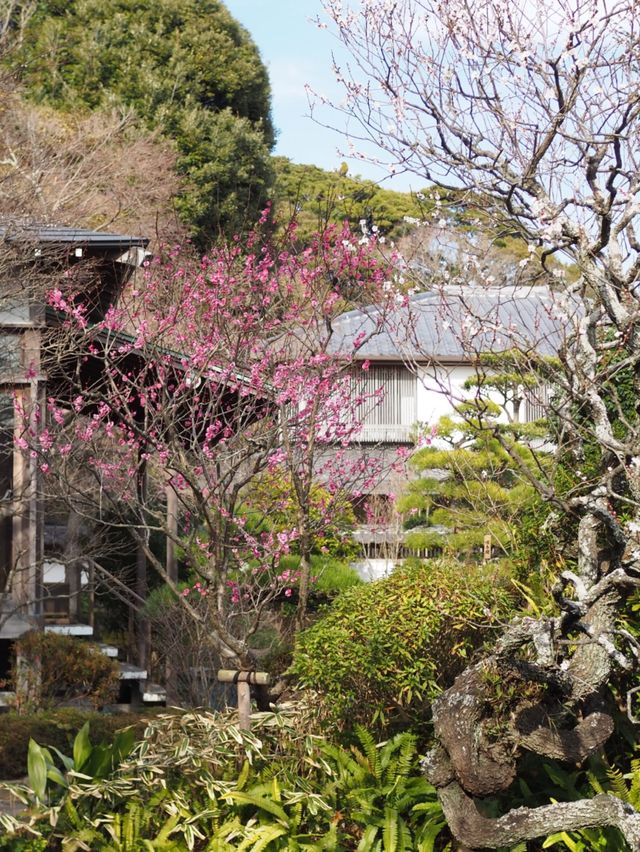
[321,0,640,846]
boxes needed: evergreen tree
[399,362,553,572]
[272,156,431,243]
[13,0,274,246]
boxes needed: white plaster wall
[416,365,472,427]
[351,558,396,582]
[43,560,88,586]
[416,364,516,431]
[42,560,66,584]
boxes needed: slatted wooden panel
[523,384,550,422]
[352,365,417,441]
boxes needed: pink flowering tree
[27,220,399,675]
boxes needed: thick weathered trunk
[424,529,640,849]
[438,782,640,850]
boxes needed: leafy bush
[0,707,450,850]
[0,709,149,779]
[291,559,515,733]
[273,554,362,603]
[13,632,120,712]
[25,721,137,806]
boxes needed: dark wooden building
[0,226,149,654]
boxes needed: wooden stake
[483,533,492,563]
[217,670,271,731]
[236,680,252,730]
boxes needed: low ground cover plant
[0,708,151,780]
[0,707,450,850]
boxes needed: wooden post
[12,385,38,615]
[237,681,251,731]
[88,558,95,630]
[64,511,83,623]
[166,483,178,584]
[136,456,148,670]
[217,670,271,731]
[165,482,179,703]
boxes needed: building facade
[328,284,568,578]
[0,226,149,649]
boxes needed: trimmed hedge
[0,708,150,779]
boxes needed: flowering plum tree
[320,0,640,846]
[27,220,399,678]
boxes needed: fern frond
[355,725,380,780]
[606,765,630,802]
[394,734,418,781]
[382,806,399,852]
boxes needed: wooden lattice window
[352,364,417,442]
[523,384,550,422]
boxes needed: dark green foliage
[18,0,273,133]
[15,0,274,245]
[0,837,47,851]
[14,632,120,711]
[172,107,274,247]
[290,559,514,734]
[321,726,448,849]
[272,156,431,243]
[0,708,148,778]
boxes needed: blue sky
[224,0,417,191]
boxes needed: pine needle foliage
[400,358,555,574]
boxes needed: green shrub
[0,836,47,851]
[13,632,120,712]
[0,709,149,779]
[291,558,515,734]
[311,557,363,596]
[0,707,450,850]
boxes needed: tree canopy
[13,0,274,246]
[272,156,430,242]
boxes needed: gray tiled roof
[0,223,149,249]
[329,285,571,361]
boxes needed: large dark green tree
[14,0,274,246]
